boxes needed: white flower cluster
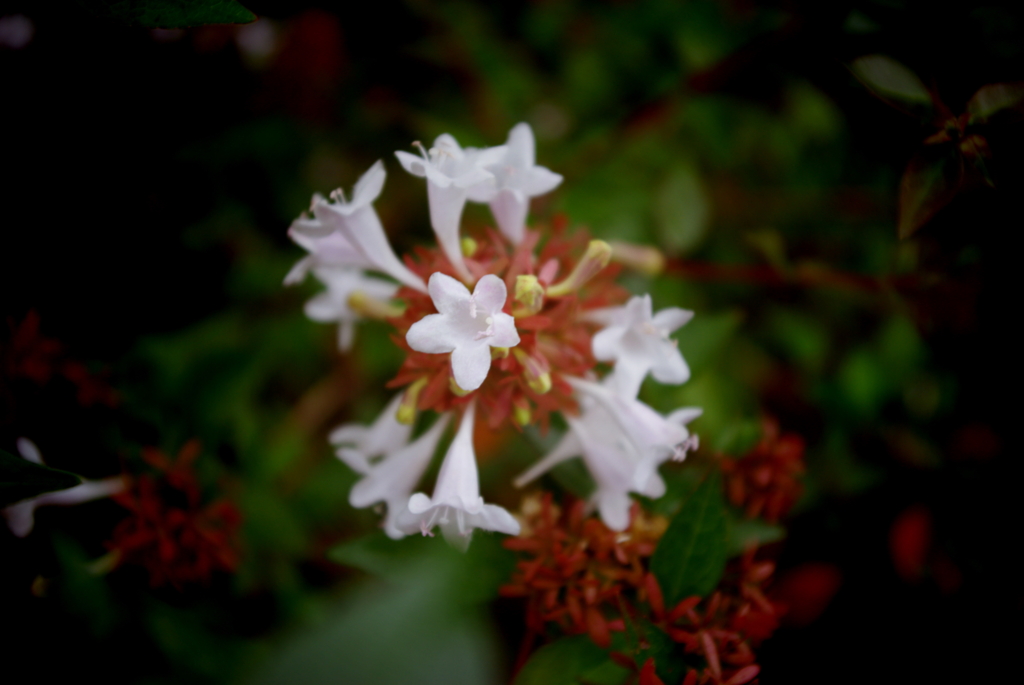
[286,123,701,545]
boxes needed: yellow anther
[609,240,666,276]
[546,239,613,297]
[347,291,404,320]
[396,377,428,425]
[491,346,510,359]
[460,237,478,257]
[513,274,545,317]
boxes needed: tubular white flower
[515,378,701,531]
[2,438,125,538]
[396,401,520,550]
[290,161,427,292]
[466,122,563,244]
[405,272,520,392]
[330,393,415,471]
[395,134,507,281]
[339,413,451,540]
[304,266,399,351]
[284,223,369,286]
[588,294,693,399]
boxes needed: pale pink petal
[450,342,492,391]
[489,189,528,243]
[650,349,690,385]
[426,183,471,280]
[428,272,472,317]
[406,313,460,354]
[350,160,386,206]
[472,274,508,314]
[592,326,625,362]
[521,166,563,196]
[16,438,42,464]
[651,307,694,333]
[489,313,521,348]
[394,150,428,178]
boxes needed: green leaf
[850,55,932,111]
[898,145,964,239]
[78,0,256,28]
[966,82,1024,121]
[0,448,81,508]
[513,634,629,685]
[650,471,728,606]
[724,510,786,557]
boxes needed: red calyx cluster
[720,417,805,522]
[1,311,118,408]
[387,218,628,431]
[645,551,785,685]
[500,493,666,652]
[107,440,242,588]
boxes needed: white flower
[588,294,693,399]
[405,272,520,392]
[396,401,519,550]
[3,438,125,538]
[284,222,369,286]
[330,392,415,468]
[466,122,563,244]
[395,134,507,281]
[304,266,399,351]
[514,378,700,531]
[337,410,451,540]
[289,161,427,292]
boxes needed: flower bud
[347,290,404,320]
[460,236,478,257]
[513,348,552,395]
[609,241,665,276]
[546,240,612,297]
[513,275,545,317]
[396,377,428,424]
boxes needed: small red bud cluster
[720,417,805,522]
[107,440,242,588]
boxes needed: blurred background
[1,1,1021,683]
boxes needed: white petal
[16,438,42,464]
[34,477,124,506]
[521,167,563,196]
[596,491,632,532]
[513,430,582,487]
[351,160,386,206]
[426,183,472,281]
[505,122,535,168]
[473,144,510,167]
[284,255,315,285]
[429,402,480,507]
[428,272,472,316]
[348,415,449,510]
[650,348,690,385]
[394,150,428,178]
[407,492,433,514]
[591,326,625,362]
[652,307,694,333]
[336,447,371,475]
[304,292,339,322]
[406,313,459,354]
[667,407,703,425]
[329,204,427,292]
[472,274,508,314]
[489,313,521,348]
[473,503,521,535]
[624,295,653,326]
[3,501,37,537]
[338,321,355,351]
[451,342,492,391]
[489,189,528,243]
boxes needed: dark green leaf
[850,55,933,118]
[966,82,1024,121]
[898,145,964,239]
[724,510,786,557]
[0,448,81,508]
[650,471,728,606]
[513,634,629,685]
[78,0,256,28]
